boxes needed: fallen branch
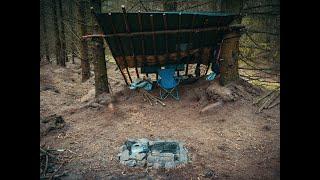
[42,154,49,176]
[48,155,73,180]
[265,91,280,108]
[254,88,280,113]
[144,92,153,106]
[246,29,279,36]
[268,101,280,109]
[253,89,277,105]
[40,171,68,180]
[40,148,56,159]
[244,31,271,52]
[139,89,166,107]
[240,74,280,84]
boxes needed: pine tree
[77,0,91,82]
[91,0,110,96]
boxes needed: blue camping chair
[157,68,180,100]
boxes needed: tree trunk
[68,0,76,64]
[52,0,61,65]
[219,31,241,86]
[92,25,110,96]
[58,0,67,65]
[78,0,91,82]
[40,1,50,63]
[91,0,110,96]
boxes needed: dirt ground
[40,58,280,180]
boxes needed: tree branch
[242,4,280,11]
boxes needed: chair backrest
[141,66,160,74]
[165,64,185,71]
[158,68,178,89]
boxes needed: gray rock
[119,150,130,161]
[136,159,147,167]
[137,138,149,145]
[131,143,148,156]
[203,169,217,178]
[124,160,137,167]
[159,153,175,162]
[147,162,153,167]
[117,153,122,160]
[135,153,147,161]
[147,154,158,164]
[165,162,176,169]
[119,145,127,152]
[153,162,163,169]
[148,141,155,146]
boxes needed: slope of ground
[40,58,280,180]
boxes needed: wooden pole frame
[107,13,132,84]
[150,14,159,80]
[162,13,169,64]
[121,5,140,79]
[137,11,148,78]
[185,14,196,76]
[91,10,129,85]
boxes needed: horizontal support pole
[83,25,245,39]
[82,34,106,39]
[83,26,238,39]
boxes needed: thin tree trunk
[78,0,91,82]
[219,31,241,86]
[91,0,110,96]
[52,0,61,65]
[68,1,76,64]
[58,0,67,65]
[40,1,50,63]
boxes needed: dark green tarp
[96,12,238,56]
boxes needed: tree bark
[40,1,50,63]
[219,31,241,86]
[68,0,76,64]
[92,24,110,96]
[52,0,61,65]
[91,0,110,96]
[78,0,91,82]
[58,0,67,65]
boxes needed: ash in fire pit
[117,138,188,169]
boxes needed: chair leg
[160,88,169,99]
[160,87,180,100]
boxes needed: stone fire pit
[117,138,188,169]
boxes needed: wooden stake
[122,5,139,79]
[107,13,132,84]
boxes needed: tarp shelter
[94,10,243,85]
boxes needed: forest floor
[40,58,280,180]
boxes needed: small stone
[125,160,137,167]
[148,141,155,146]
[159,153,175,162]
[119,145,127,152]
[147,154,157,164]
[147,162,153,167]
[153,162,163,169]
[164,162,176,169]
[203,169,217,178]
[117,153,122,160]
[135,153,147,161]
[137,138,149,145]
[136,159,147,167]
[120,150,130,161]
